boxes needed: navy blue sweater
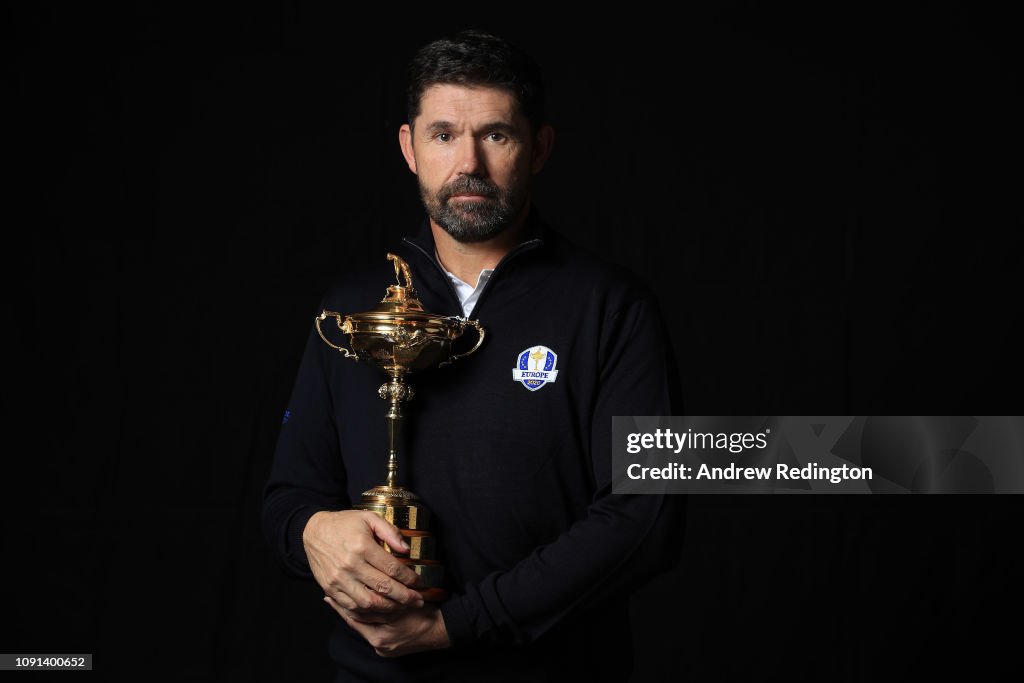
[263,207,685,681]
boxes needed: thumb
[363,512,410,552]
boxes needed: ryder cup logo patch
[513,346,559,391]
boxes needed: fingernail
[401,539,410,550]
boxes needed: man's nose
[456,138,485,175]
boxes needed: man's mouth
[449,193,494,203]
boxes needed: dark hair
[406,30,546,132]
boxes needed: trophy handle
[439,318,485,367]
[316,310,357,359]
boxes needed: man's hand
[325,595,450,657]
[303,510,424,619]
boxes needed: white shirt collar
[436,250,493,317]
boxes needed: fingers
[361,511,408,550]
[355,514,425,597]
[362,512,411,556]
[350,554,424,609]
[367,545,424,587]
[324,595,406,624]
[329,589,362,610]
[321,568,402,614]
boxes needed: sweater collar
[398,204,551,318]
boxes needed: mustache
[438,175,499,201]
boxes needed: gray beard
[419,174,528,244]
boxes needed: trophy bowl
[341,308,481,375]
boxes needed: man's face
[399,84,546,243]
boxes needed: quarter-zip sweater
[263,206,685,681]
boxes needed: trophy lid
[344,253,453,324]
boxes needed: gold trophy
[314,253,485,601]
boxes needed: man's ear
[531,123,555,174]
[399,123,417,174]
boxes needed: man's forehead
[416,84,524,124]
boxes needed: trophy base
[354,487,447,602]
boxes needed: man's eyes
[432,132,508,142]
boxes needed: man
[263,30,685,681]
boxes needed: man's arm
[437,294,686,646]
[262,317,347,578]
[260,313,348,573]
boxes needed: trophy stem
[377,376,414,491]
[385,388,402,489]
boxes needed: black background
[6,2,1022,680]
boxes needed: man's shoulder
[540,228,657,306]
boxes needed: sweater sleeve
[262,302,349,579]
[439,295,686,646]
